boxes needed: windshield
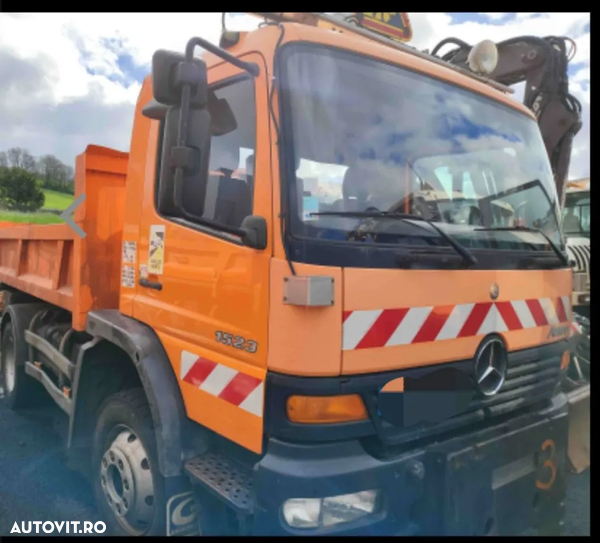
[562,192,590,237]
[280,45,562,253]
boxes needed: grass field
[0,189,74,225]
[42,189,74,211]
[0,211,64,224]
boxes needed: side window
[160,76,256,231]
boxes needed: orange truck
[0,13,581,536]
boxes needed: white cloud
[0,12,589,181]
[481,13,511,20]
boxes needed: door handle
[138,278,163,291]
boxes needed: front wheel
[93,388,168,535]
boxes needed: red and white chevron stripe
[342,296,571,350]
[180,351,264,417]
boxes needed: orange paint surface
[0,146,128,330]
[267,259,343,376]
[127,55,272,453]
[0,224,75,310]
[381,377,405,392]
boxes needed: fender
[84,309,188,478]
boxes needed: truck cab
[562,179,590,317]
[124,22,573,534]
[0,15,578,536]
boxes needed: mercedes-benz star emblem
[490,282,499,300]
[474,337,507,396]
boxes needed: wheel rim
[3,332,16,394]
[100,426,156,535]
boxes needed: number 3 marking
[535,439,557,490]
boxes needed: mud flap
[166,491,200,536]
[566,383,590,474]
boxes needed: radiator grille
[377,345,562,446]
[567,244,590,278]
[573,272,588,292]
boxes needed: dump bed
[0,145,129,330]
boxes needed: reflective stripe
[343,296,571,350]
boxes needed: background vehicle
[0,12,587,536]
[562,178,590,319]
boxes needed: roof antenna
[220,12,241,49]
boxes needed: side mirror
[157,107,211,218]
[240,216,268,250]
[150,37,259,226]
[151,49,212,220]
[152,50,208,108]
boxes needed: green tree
[0,167,45,211]
[37,154,74,193]
[5,147,37,172]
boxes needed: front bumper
[251,393,569,536]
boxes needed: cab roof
[143,22,535,122]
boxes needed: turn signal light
[286,394,368,424]
[560,350,570,370]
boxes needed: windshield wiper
[474,225,569,266]
[311,211,478,267]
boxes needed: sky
[0,12,590,180]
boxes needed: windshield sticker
[122,241,136,264]
[302,196,319,221]
[149,225,165,275]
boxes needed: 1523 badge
[215,331,258,353]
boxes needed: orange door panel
[133,53,271,454]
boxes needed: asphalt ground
[0,387,590,536]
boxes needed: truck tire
[93,388,170,536]
[1,321,44,409]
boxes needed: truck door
[134,54,271,454]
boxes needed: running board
[24,329,75,380]
[184,452,255,514]
[25,361,72,415]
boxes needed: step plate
[184,453,255,513]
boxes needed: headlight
[282,498,322,528]
[282,490,380,529]
[467,39,499,74]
